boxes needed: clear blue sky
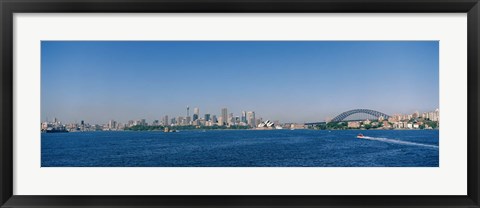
[41,41,439,124]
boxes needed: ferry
[164,127,179,133]
[357,133,366,139]
[43,127,68,133]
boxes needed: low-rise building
[348,121,360,128]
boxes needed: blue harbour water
[41,130,439,167]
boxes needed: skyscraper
[221,108,228,125]
[193,107,199,121]
[163,115,169,126]
[204,113,211,121]
[241,111,247,123]
[247,111,256,127]
[228,113,234,125]
[108,120,117,129]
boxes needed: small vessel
[164,127,179,133]
[357,133,365,139]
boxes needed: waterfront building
[163,115,169,126]
[205,120,213,126]
[433,108,439,122]
[193,107,199,121]
[387,117,397,123]
[204,114,211,121]
[290,123,306,129]
[378,116,384,121]
[347,121,360,128]
[186,116,191,125]
[407,123,413,129]
[382,121,392,129]
[413,111,419,118]
[177,116,184,125]
[247,111,256,127]
[228,113,234,125]
[41,122,49,130]
[221,108,228,125]
[199,118,206,126]
[108,120,117,129]
[235,116,240,124]
[193,119,200,126]
[241,111,247,123]
[218,116,224,126]
[255,118,262,127]
[211,115,218,123]
[127,120,134,127]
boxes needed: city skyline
[42,106,439,127]
[42,41,439,124]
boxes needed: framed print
[1,0,479,207]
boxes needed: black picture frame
[1,0,479,207]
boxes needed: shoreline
[45,128,440,133]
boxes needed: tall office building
[241,111,247,123]
[221,108,228,125]
[108,120,117,129]
[193,107,199,121]
[163,115,169,126]
[218,116,224,126]
[247,111,256,127]
[228,113,234,125]
[80,120,85,131]
[235,116,240,124]
[204,114,211,121]
[177,116,184,125]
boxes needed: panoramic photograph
[41,41,439,167]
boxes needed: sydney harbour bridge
[305,109,391,125]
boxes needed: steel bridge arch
[330,109,390,122]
